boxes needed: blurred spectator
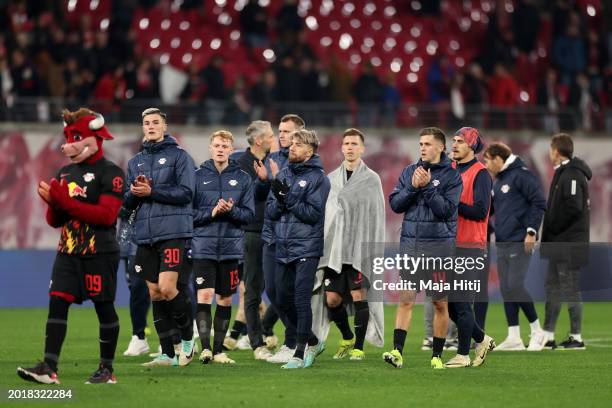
[327,55,353,103]
[225,76,251,125]
[93,31,115,77]
[463,62,488,105]
[462,62,487,128]
[0,56,13,100]
[568,72,593,131]
[200,56,227,124]
[274,55,300,101]
[240,0,269,49]
[37,52,64,98]
[427,55,454,103]
[297,58,321,102]
[553,22,587,85]
[449,73,465,129]
[551,0,574,38]
[291,30,316,61]
[512,0,540,54]
[488,63,520,128]
[77,31,100,78]
[489,64,520,107]
[381,73,401,127]
[355,63,382,103]
[354,63,382,127]
[201,56,227,101]
[10,49,40,97]
[536,69,561,133]
[133,58,159,99]
[93,66,126,111]
[64,57,92,103]
[276,0,303,42]
[181,65,205,102]
[586,29,607,101]
[48,25,67,65]
[480,9,519,74]
[250,69,277,120]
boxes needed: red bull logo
[68,182,88,198]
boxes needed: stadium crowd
[0,0,609,129]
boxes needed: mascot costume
[17,108,125,385]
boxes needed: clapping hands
[212,197,234,217]
[411,166,431,188]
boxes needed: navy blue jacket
[492,155,546,242]
[261,147,290,245]
[389,153,462,247]
[266,154,331,263]
[231,148,270,232]
[192,159,255,261]
[124,135,195,244]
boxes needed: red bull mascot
[17,108,125,385]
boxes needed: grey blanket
[312,160,386,347]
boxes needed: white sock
[529,319,542,333]
[570,333,583,342]
[508,325,521,339]
[543,330,555,341]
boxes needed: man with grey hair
[266,129,331,369]
[231,120,277,360]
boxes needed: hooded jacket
[491,155,546,243]
[124,135,195,244]
[266,154,331,263]
[389,152,462,248]
[191,159,254,260]
[541,157,591,266]
[261,147,290,245]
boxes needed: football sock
[169,290,193,341]
[213,305,232,355]
[432,337,446,358]
[196,303,212,351]
[152,300,175,358]
[329,304,353,340]
[393,329,407,355]
[44,296,71,372]
[94,301,120,369]
[354,300,369,350]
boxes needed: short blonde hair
[141,107,167,122]
[210,130,234,144]
[291,129,319,152]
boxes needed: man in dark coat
[541,133,591,350]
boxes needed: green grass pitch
[1,303,611,407]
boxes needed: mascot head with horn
[61,108,113,164]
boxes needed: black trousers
[244,231,266,349]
